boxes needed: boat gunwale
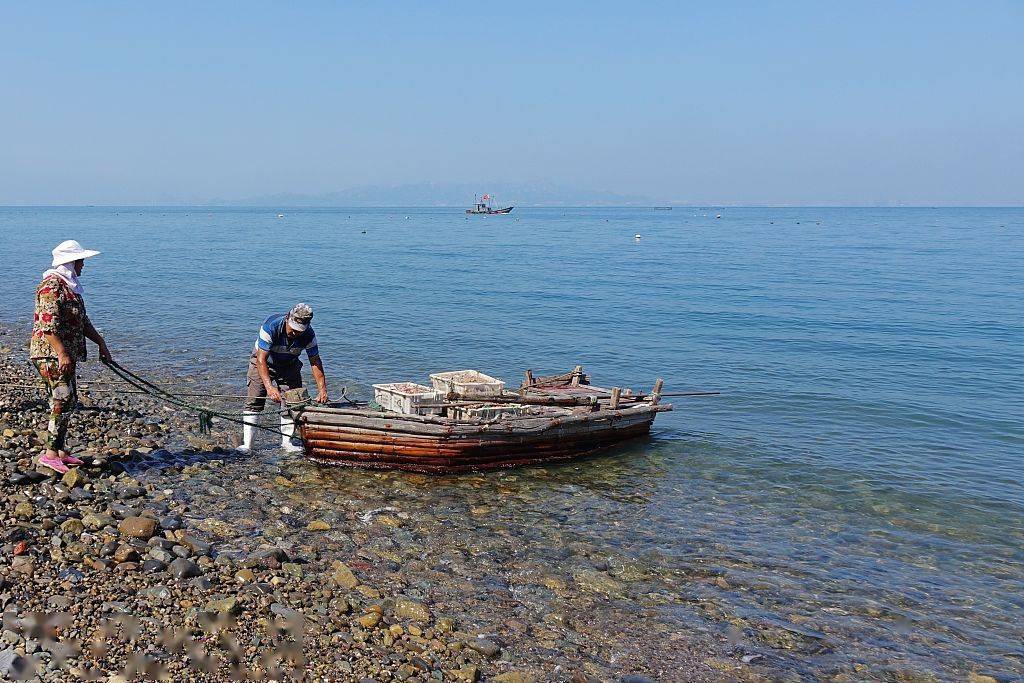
[300,400,671,425]
[298,404,670,440]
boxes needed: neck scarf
[42,263,83,295]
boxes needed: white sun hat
[51,240,101,267]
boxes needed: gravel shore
[0,323,743,682]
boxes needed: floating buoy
[715,214,722,219]
[277,214,284,219]
[361,230,367,234]
[634,233,642,240]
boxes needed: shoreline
[0,323,724,682]
[2,317,1016,682]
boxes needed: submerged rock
[572,569,624,597]
[394,599,431,623]
[466,637,501,658]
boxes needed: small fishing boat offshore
[287,367,688,473]
[466,193,513,214]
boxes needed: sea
[1,206,1021,678]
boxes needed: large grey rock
[0,648,24,677]
[167,558,201,580]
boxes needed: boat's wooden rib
[296,368,672,473]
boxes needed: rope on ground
[0,381,254,400]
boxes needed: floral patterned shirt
[29,274,90,361]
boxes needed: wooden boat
[294,368,672,473]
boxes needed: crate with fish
[429,370,505,398]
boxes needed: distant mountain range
[210,182,658,207]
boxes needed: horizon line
[1,203,1023,209]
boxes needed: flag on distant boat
[482,194,490,201]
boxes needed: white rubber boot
[236,411,258,453]
[280,414,304,453]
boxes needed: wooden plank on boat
[651,378,664,405]
[299,402,662,435]
[304,419,653,453]
[307,423,653,469]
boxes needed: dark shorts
[245,354,303,412]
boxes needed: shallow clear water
[2,206,1022,677]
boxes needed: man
[237,303,328,453]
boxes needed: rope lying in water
[99,358,304,437]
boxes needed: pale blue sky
[1,2,1021,205]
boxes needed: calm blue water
[1,206,1022,676]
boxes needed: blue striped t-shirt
[254,313,319,368]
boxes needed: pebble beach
[0,324,728,682]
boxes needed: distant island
[208,181,658,208]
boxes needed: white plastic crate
[429,370,505,397]
[372,383,442,415]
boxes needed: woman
[29,240,112,474]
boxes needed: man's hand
[315,388,329,404]
[266,386,282,403]
[98,341,112,364]
[57,349,74,376]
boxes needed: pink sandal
[39,452,70,474]
[60,452,85,466]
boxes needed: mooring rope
[99,358,305,437]
[0,381,253,400]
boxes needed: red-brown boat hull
[297,402,667,473]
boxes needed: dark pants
[245,354,302,412]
